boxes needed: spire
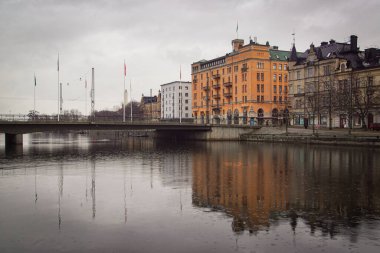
[290,44,298,62]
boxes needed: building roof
[292,37,365,69]
[141,96,157,104]
[160,81,191,87]
[269,49,291,61]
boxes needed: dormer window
[340,63,346,71]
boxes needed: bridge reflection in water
[192,142,380,240]
[1,134,380,252]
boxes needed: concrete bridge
[0,121,259,148]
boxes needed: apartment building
[161,81,192,120]
[191,38,290,125]
[288,35,380,128]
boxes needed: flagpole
[85,78,87,116]
[179,65,182,124]
[34,74,36,114]
[130,79,132,122]
[123,60,126,122]
[57,53,60,122]
[236,20,239,39]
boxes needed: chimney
[232,39,244,52]
[350,35,358,52]
[329,39,336,44]
[321,41,328,46]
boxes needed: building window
[273,85,277,93]
[279,85,282,94]
[257,84,260,92]
[257,73,260,81]
[261,73,264,81]
[261,84,264,92]
[297,71,300,79]
[273,63,277,70]
[234,65,238,72]
[185,93,188,97]
[323,65,331,75]
[185,100,188,104]
[257,95,260,102]
[235,75,237,83]
[273,74,277,82]
[307,67,313,77]
[279,74,282,82]
[257,62,264,69]
[227,67,231,73]
[284,74,288,82]
[279,64,282,70]
[235,86,237,94]
[194,93,197,99]
[185,86,189,90]
[284,64,287,71]
[274,96,277,103]
[279,96,282,103]
[261,96,264,102]
[297,85,302,94]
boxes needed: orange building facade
[191,38,290,125]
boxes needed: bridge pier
[5,133,23,148]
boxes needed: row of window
[164,106,189,111]
[194,84,288,99]
[194,62,289,80]
[272,63,288,70]
[193,96,287,107]
[164,99,189,105]
[163,93,189,98]
[162,86,189,92]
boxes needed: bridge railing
[0,114,198,125]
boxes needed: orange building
[191,38,290,125]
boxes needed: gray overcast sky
[1,0,380,115]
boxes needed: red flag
[124,60,126,77]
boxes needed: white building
[161,81,192,120]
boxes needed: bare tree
[352,73,380,128]
[319,74,337,129]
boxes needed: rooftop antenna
[292,30,296,47]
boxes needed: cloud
[0,0,379,114]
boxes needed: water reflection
[192,143,380,240]
[1,133,380,252]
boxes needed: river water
[0,133,379,253]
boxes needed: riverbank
[241,126,380,147]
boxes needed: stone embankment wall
[240,127,380,147]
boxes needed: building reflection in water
[192,143,380,240]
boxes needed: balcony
[213,94,221,99]
[193,78,198,83]
[223,81,232,87]
[213,74,221,79]
[241,66,248,72]
[212,83,220,89]
[223,92,232,98]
